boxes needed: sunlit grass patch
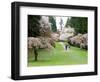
[28,42,88,66]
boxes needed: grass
[28,42,88,66]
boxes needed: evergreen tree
[65,17,87,34]
[65,17,70,27]
[28,15,41,37]
[49,16,57,32]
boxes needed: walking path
[59,42,70,51]
[59,42,66,51]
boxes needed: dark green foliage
[49,16,57,32]
[66,17,88,34]
[28,15,41,37]
[65,17,70,27]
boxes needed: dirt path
[59,42,66,50]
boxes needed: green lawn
[28,42,88,66]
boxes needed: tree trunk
[33,47,38,61]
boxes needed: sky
[56,16,68,30]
